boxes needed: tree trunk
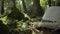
[32,0,44,18]
[47,0,51,7]
[55,0,60,6]
[22,0,27,13]
[51,0,55,6]
[7,0,24,21]
[1,0,4,15]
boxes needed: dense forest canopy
[0,0,60,34]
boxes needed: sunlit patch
[31,2,33,5]
[20,1,22,5]
[53,0,56,1]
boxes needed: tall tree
[22,0,27,13]
[47,0,55,6]
[1,0,4,15]
[51,0,55,6]
[32,0,44,17]
[47,0,51,7]
[55,0,60,6]
[7,0,24,21]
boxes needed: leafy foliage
[0,0,60,34]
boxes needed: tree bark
[55,0,60,6]
[1,0,4,15]
[32,0,44,18]
[47,0,51,7]
[7,0,24,21]
[22,0,27,13]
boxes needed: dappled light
[0,0,60,34]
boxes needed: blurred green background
[0,0,60,34]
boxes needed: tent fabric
[42,6,60,22]
[34,6,60,29]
